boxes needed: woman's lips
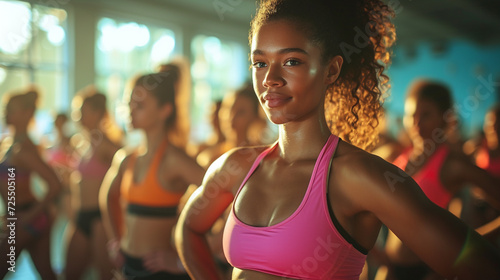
[263,93,291,108]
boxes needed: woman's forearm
[176,224,223,280]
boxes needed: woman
[464,105,500,246]
[0,88,62,279]
[197,83,268,169]
[175,1,500,279]
[377,80,500,280]
[100,70,205,280]
[46,113,76,221]
[64,89,121,279]
[193,100,225,158]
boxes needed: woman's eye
[252,61,266,68]
[284,60,300,66]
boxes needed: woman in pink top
[376,80,500,280]
[64,89,122,279]
[0,88,62,279]
[176,0,500,279]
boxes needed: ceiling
[157,0,500,47]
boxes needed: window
[95,17,180,130]
[0,0,68,137]
[190,34,248,142]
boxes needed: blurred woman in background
[64,88,122,279]
[100,70,204,280]
[45,112,76,221]
[462,104,500,247]
[377,80,500,280]
[0,88,62,279]
[191,99,225,158]
[196,83,270,169]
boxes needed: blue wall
[385,40,500,139]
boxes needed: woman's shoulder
[334,140,388,167]
[14,137,39,158]
[99,135,122,151]
[110,147,135,172]
[331,140,425,213]
[333,140,405,192]
[203,145,271,191]
[220,145,271,168]
[165,144,203,166]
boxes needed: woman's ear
[160,103,174,121]
[325,55,343,85]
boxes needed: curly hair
[251,0,395,150]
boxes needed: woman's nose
[263,65,285,88]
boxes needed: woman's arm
[344,152,500,279]
[443,152,500,209]
[17,142,63,222]
[175,147,259,280]
[99,149,127,242]
[476,216,500,239]
[176,148,206,188]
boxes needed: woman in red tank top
[176,1,500,280]
[376,80,500,280]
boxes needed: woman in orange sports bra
[100,68,205,280]
[0,88,62,279]
[64,88,122,279]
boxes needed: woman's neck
[143,126,169,155]
[14,130,29,142]
[277,115,331,162]
[410,136,445,157]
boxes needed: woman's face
[4,100,21,125]
[404,95,446,141]
[220,94,257,138]
[79,102,101,129]
[4,98,33,126]
[129,85,169,130]
[250,20,336,125]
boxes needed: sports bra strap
[236,143,277,194]
[151,138,169,166]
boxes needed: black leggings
[76,208,101,237]
[122,251,191,280]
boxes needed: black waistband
[17,202,36,212]
[127,203,178,217]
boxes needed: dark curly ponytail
[251,0,395,150]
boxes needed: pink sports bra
[223,135,367,280]
[77,151,110,182]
